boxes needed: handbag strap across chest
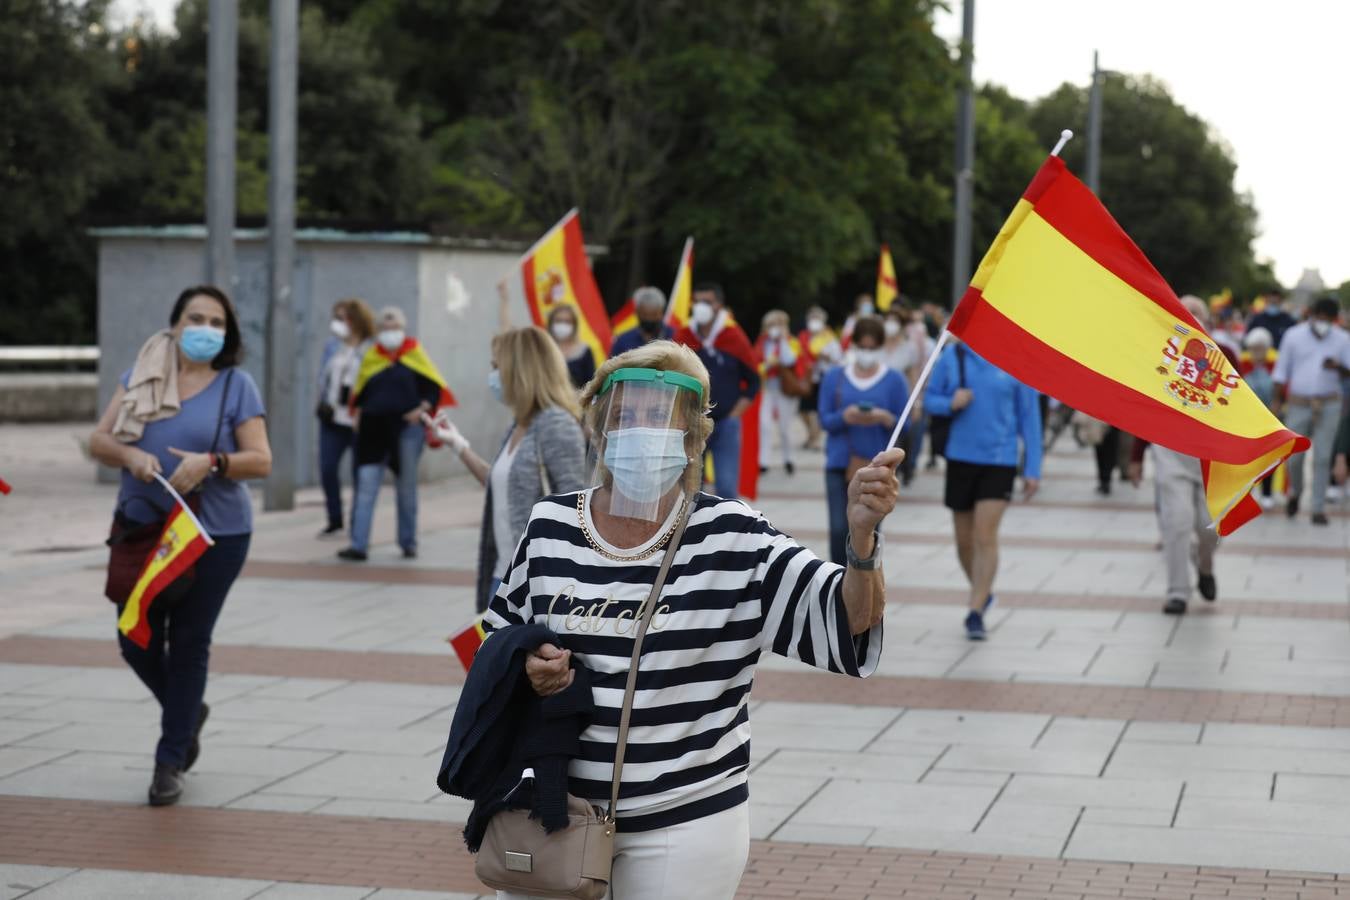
[605,492,694,822]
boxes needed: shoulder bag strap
[210,369,236,455]
[605,493,695,822]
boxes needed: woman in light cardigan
[426,326,587,611]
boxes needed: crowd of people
[92,279,1347,897]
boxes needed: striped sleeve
[754,517,883,677]
[483,516,534,634]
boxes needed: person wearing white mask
[467,339,899,900]
[425,326,587,611]
[547,304,597,389]
[340,306,454,561]
[817,316,910,565]
[755,309,805,475]
[315,298,375,536]
[1272,296,1350,525]
[673,283,760,499]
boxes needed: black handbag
[104,370,233,607]
[928,345,966,459]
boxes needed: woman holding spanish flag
[339,306,454,562]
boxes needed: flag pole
[886,129,1074,454]
[153,474,216,546]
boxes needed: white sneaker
[1326,486,1343,504]
[1258,496,1276,511]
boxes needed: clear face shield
[588,368,705,522]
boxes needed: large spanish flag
[949,155,1308,535]
[876,244,898,312]
[521,210,612,362]
[118,492,213,649]
[666,237,694,329]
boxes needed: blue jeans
[705,416,742,499]
[350,422,424,553]
[825,468,849,565]
[118,533,250,768]
[318,420,356,528]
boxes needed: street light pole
[950,0,976,307]
[1086,50,1103,195]
[264,0,299,511]
[205,0,237,289]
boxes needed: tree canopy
[1,0,1279,344]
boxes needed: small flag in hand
[118,496,213,649]
[448,617,488,671]
[0,476,11,495]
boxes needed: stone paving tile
[0,864,75,900]
[19,869,272,899]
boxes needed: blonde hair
[581,340,713,493]
[492,326,582,424]
[334,298,375,341]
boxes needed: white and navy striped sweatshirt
[482,489,883,832]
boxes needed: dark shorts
[944,460,1017,511]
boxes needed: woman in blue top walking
[90,286,272,807]
[818,316,910,564]
[925,338,1042,640]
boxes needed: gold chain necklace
[576,492,685,563]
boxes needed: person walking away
[673,283,760,499]
[1240,326,1279,509]
[89,285,272,806]
[424,327,587,612]
[1272,297,1350,525]
[340,307,454,561]
[925,338,1042,640]
[1246,291,1298,352]
[449,340,899,899]
[315,298,375,536]
[818,316,909,565]
[755,309,806,475]
[797,306,842,450]
[547,304,597,389]
[610,286,673,356]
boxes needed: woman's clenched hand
[526,642,574,697]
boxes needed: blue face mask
[180,326,226,363]
[603,427,689,503]
[488,368,505,405]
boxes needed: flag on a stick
[520,210,613,361]
[448,617,487,671]
[876,244,898,312]
[948,155,1308,535]
[117,477,214,649]
[666,237,694,329]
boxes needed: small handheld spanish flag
[0,476,11,495]
[448,617,487,671]
[118,476,214,649]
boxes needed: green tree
[1027,75,1260,298]
[0,0,119,344]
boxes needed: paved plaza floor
[2,422,1349,898]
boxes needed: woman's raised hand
[422,411,468,453]
[526,643,574,697]
[846,447,905,537]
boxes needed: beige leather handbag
[474,496,694,899]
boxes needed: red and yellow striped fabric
[949,155,1308,535]
[521,210,613,362]
[610,296,638,342]
[876,244,898,312]
[448,617,487,671]
[666,237,694,329]
[117,501,213,649]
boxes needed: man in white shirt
[1272,297,1350,525]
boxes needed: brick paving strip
[2,796,1347,899]
[6,635,1350,727]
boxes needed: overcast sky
[115,0,1346,290]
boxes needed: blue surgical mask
[488,368,505,405]
[180,326,225,363]
[603,427,689,503]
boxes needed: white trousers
[1152,447,1217,601]
[758,383,797,467]
[499,802,750,900]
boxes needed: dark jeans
[825,468,849,565]
[319,420,357,528]
[1094,427,1120,489]
[117,533,250,768]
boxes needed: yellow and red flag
[118,487,213,649]
[352,337,456,411]
[610,296,638,342]
[666,237,694,329]
[876,244,898,312]
[520,210,613,361]
[448,616,488,671]
[948,155,1308,535]
[0,476,10,495]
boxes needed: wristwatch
[845,528,883,570]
